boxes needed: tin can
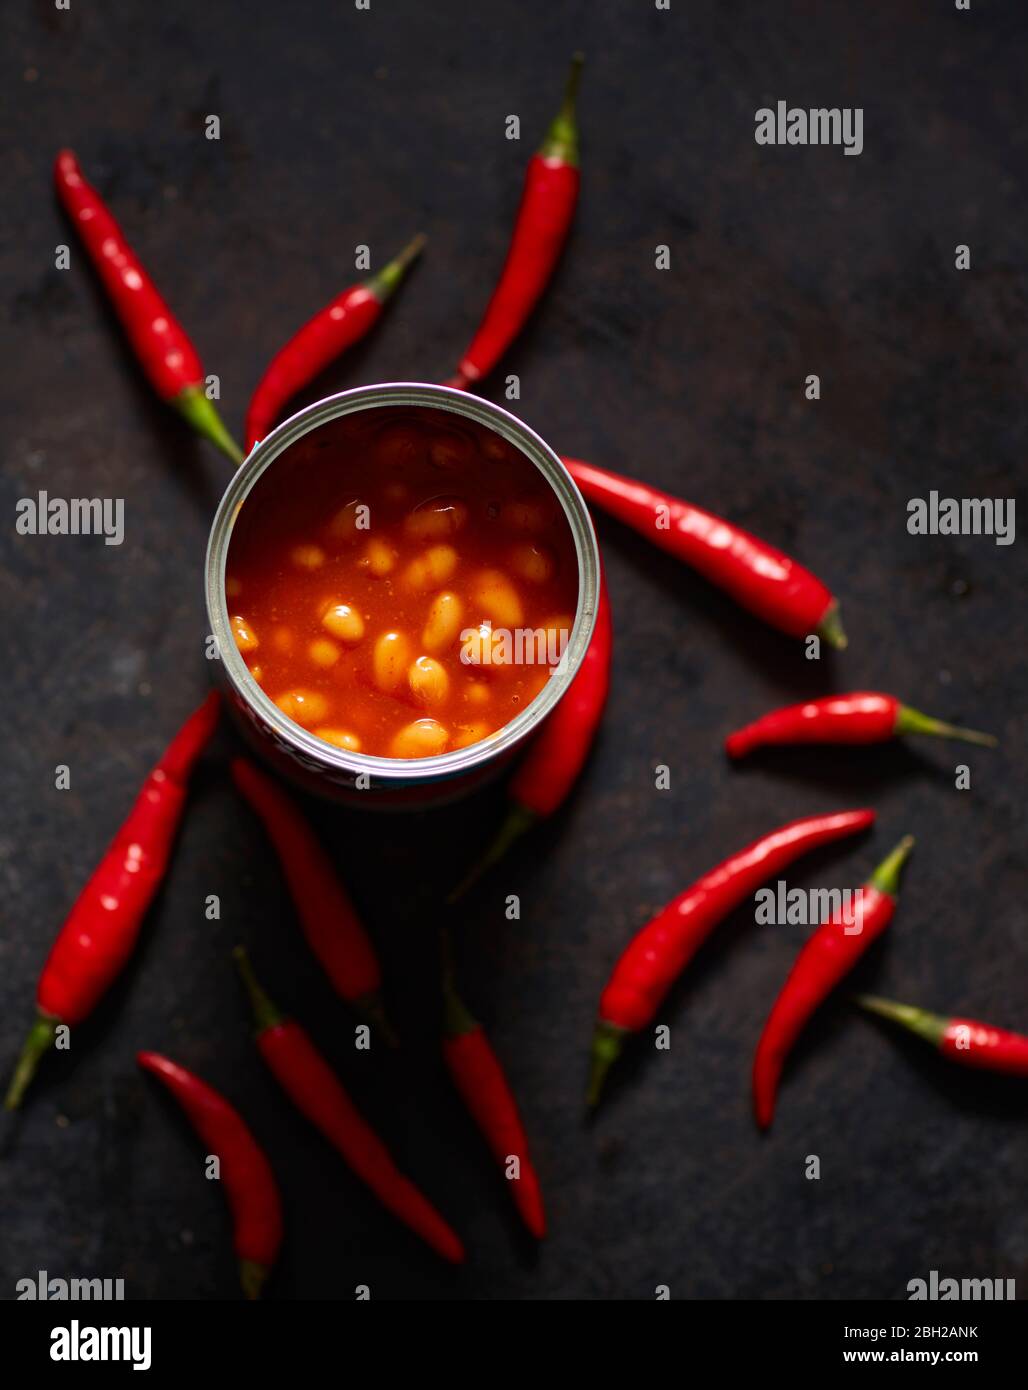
[205,382,600,807]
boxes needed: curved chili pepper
[440,931,545,1239]
[445,54,583,390]
[54,150,242,464]
[137,1050,282,1299]
[726,692,996,758]
[752,836,914,1130]
[447,566,612,904]
[244,234,426,453]
[230,758,393,1040]
[233,949,464,1264]
[4,693,221,1112]
[857,996,1028,1077]
[564,457,846,648]
[589,808,876,1107]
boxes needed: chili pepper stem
[868,835,915,897]
[239,1258,270,1301]
[539,52,585,165]
[855,995,948,1047]
[442,373,469,391]
[365,233,427,303]
[175,386,244,465]
[232,947,285,1033]
[3,1015,59,1111]
[815,603,848,651]
[587,1020,626,1109]
[894,704,997,747]
[445,803,538,905]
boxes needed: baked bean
[308,638,341,668]
[376,424,425,469]
[500,499,547,532]
[291,543,326,570]
[372,630,412,692]
[390,718,449,758]
[327,499,367,541]
[429,430,474,470]
[357,538,397,577]
[274,689,329,726]
[249,664,264,683]
[403,496,468,540]
[422,590,463,651]
[473,569,523,626]
[409,655,449,706]
[313,727,362,752]
[231,614,259,653]
[462,621,510,666]
[465,681,491,706]
[510,542,554,583]
[321,602,365,644]
[404,543,458,590]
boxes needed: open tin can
[205,383,600,807]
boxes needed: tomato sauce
[226,407,580,759]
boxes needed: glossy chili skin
[244,234,425,452]
[137,1051,283,1299]
[564,457,845,647]
[447,567,611,903]
[234,951,463,1263]
[442,957,545,1239]
[752,837,914,1130]
[4,694,221,1112]
[858,997,1028,1077]
[589,809,876,1105]
[230,759,389,1035]
[727,692,996,758]
[448,55,582,389]
[54,150,241,463]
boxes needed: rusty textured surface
[1,1,1026,1299]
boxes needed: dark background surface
[2,0,1026,1302]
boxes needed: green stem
[855,995,947,1049]
[445,802,537,906]
[815,602,848,651]
[587,1020,626,1109]
[174,386,244,465]
[868,835,915,898]
[538,52,584,165]
[4,1015,59,1111]
[365,233,427,302]
[440,928,479,1039]
[239,1258,270,1300]
[232,947,285,1034]
[894,703,997,747]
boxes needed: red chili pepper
[230,758,392,1040]
[589,808,877,1106]
[440,932,545,1239]
[447,566,612,903]
[752,836,914,1130]
[726,692,996,758]
[564,457,847,648]
[137,1050,283,1299]
[54,150,242,464]
[4,693,221,1112]
[244,234,426,453]
[445,54,583,390]
[857,996,1028,1077]
[233,949,464,1264]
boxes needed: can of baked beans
[205,383,600,807]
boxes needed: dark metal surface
[2,1,1025,1301]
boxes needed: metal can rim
[204,382,600,787]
